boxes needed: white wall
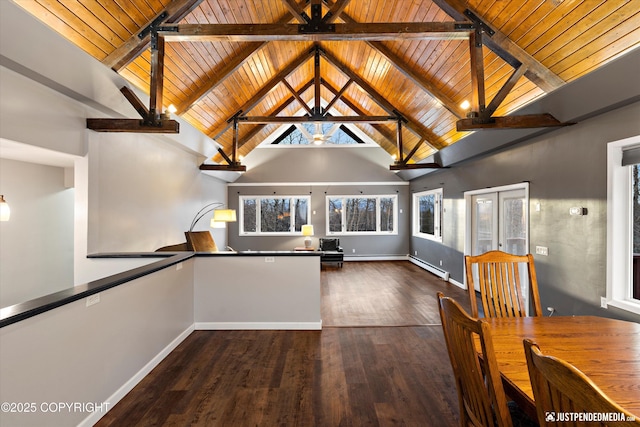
[194,255,321,329]
[0,0,230,289]
[0,259,194,427]
[86,132,228,253]
[0,159,74,307]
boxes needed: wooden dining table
[484,315,640,419]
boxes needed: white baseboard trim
[343,255,409,262]
[79,324,195,427]
[195,321,322,330]
[449,277,465,290]
[409,256,465,290]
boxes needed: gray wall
[228,145,410,256]
[410,101,640,322]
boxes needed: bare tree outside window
[328,196,397,234]
[240,196,310,234]
[380,197,394,232]
[243,199,257,232]
[419,194,435,235]
[346,198,376,232]
[328,198,343,232]
[261,198,290,232]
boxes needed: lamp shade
[301,224,314,236]
[0,195,10,222]
[210,219,226,228]
[213,209,237,222]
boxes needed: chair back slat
[524,339,640,427]
[465,251,542,318]
[438,293,513,427]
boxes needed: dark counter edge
[0,253,193,328]
[0,250,321,328]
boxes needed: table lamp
[301,224,314,249]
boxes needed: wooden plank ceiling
[14,0,640,167]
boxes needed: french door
[465,183,530,293]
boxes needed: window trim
[606,135,640,315]
[325,194,398,235]
[413,188,443,242]
[239,195,311,235]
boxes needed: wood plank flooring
[96,261,471,426]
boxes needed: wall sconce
[0,195,10,222]
[301,224,314,249]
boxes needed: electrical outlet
[176,262,183,271]
[600,297,608,308]
[352,249,356,253]
[86,293,100,307]
[535,246,548,256]
[265,257,275,263]
[414,250,418,256]
[439,260,443,266]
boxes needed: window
[273,123,364,145]
[326,195,397,234]
[413,189,443,241]
[606,135,640,315]
[240,196,310,235]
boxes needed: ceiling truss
[88,0,580,172]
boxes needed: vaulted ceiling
[15,0,640,170]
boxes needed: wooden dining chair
[465,250,542,318]
[437,292,514,427]
[523,339,640,426]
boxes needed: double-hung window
[326,195,397,235]
[413,188,443,241]
[606,135,640,315]
[240,196,310,234]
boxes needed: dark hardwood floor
[96,261,471,426]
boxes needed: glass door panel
[499,189,527,255]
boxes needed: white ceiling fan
[296,123,341,145]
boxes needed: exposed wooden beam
[331,6,466,118]
[281,78,313,114]
[199,164,247,172]
[402,138,426,164]
[323,78,353,114]
[280,0,310,23]
[321,50,444,150]
[396,119,404,163]
[456,113,574,131]
[119,87,149,118]
[323,0,352,24]
[148,34,165,121]
[86,119,179,133]
[469,29,486,117]
[175,13,299,114]
[483,64,528,119]
[212,80,316,163]
[390,162,446,170]
[238,116,399,124]
[101,0,203,72]
[209,49,316,139]
[314,47,322,115]
[158,22,473,42]
[321,79,398,149]
[176,41,267,114]
[432,0,564,92]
